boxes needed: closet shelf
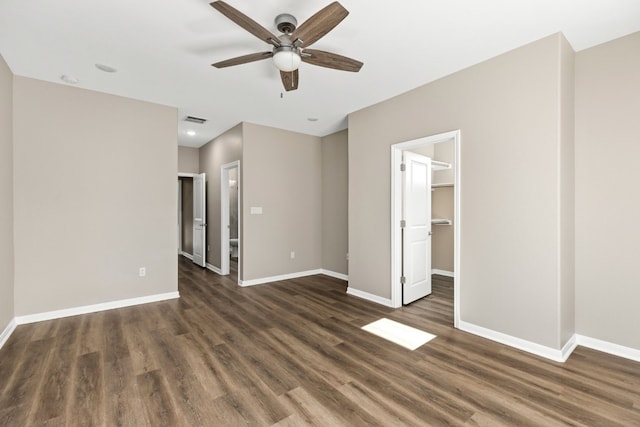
[432,160,452,171]
[431,182,454,189]
[431,218,452,225]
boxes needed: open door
[192,173,206,267]
[402,151,432,304]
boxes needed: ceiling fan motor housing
[275,13,297,34]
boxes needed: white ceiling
[1,0,639,147]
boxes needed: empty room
[1,0,640,425]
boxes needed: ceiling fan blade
[210,1,281,47]
[301,49,363,72]
[280,70,299,91]
[212,51,273,68]
[290,2,348,47]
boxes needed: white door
[402,151,432,304]
[192,173,206,267]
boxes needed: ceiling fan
[209,1,363,91]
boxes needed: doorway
[391,130,461,327]
[178,172,207,268]
[220,161,240,278]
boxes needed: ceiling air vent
[184,116,207,124]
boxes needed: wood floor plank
[102,311,147,426]
[28,317,79,425]
[0,337,55,422]
[75,311,104,357]
[337,380,429,427]
[0,324,35,396]
[68,351,104,427]
[171,333,227,398]
[146,328,221,426]
[219,329,300,396]
[136,369,179,427]
[124,319,160,376]
[278,386,350,427]
[209,342,290,424]
[0,256,639,426]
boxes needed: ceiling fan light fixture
[273,46,301,72]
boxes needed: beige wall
[178,146,199,173]
[13,77,178,316]
[198,124,242,273]
[0,55,14,329]
[433,139,455,185]
[559,36,576,346]
[575,32,640,349]
[321,130,348,276]
[432,187,454,272]
[349,33,573,349]
[242,123,322,280]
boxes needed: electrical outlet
[139,267,146,277]
[290,251,295,259]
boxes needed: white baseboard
[0,318,17,350]
[15,291,180,325]
[346,287,394,307]
[181,252,193,260]
[576,334,640,363]
[321,269,348,281]
[239,269,323,287]
[206,262,223,275]
[432,269,454,278]
[458,320,575,362]
[561,335,579,361]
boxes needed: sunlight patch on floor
[361,318,436,350]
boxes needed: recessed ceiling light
[95,63,117,73]
[60,74,79,85]
[187,130,196,136]
[307,117,319,122]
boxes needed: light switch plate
[250,207,263,215]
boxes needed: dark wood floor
[1,258,639,426]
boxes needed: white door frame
[391,130,461,328]
[221,161,240,278]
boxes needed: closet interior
[410,139,455,277]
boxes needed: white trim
[206,262,223,275]
[0,318,17,350]
[14,292,180,325]
[346,287,394,307]
[391,130,461,328]
[321,269,348,281]
[576,334,640,363]
[561,334,579,361]
[458,320,575,362]
[239,269,322,287]
[432,269,454,278]
[181,251,194,260]
[178,172,199,178]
